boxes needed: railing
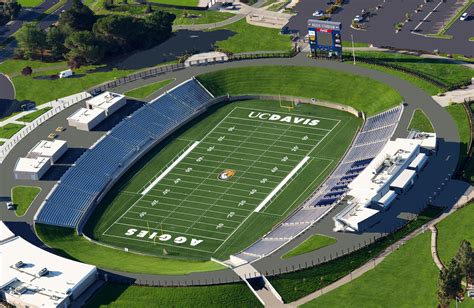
[0,93,90,163]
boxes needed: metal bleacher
[35,78,214,228]
[233,105,403,262]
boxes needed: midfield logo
[218,169,235,181]
[248,111,320,126]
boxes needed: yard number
[216,223,224,230]
[227,211,235,218]
[207,146,214,152]
[185,167,193,173]
[238,200,246,207]
[271,167,278,173]
[228,126,235,132]
[218,136,225,142]
[292,145,299,152]
[174,178,181,184]
[260,178,268,184]
[302,135,309,141]
[249,189,257,195]
[196,156,204,162]
[151,200,159,206]
[139,212,147,218]
[163,189,170,195]
[281,156,288,162]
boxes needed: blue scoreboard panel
[307,19,342,57]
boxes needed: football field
[90,100,360,259]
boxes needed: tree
[58,0,96,32]
[145,3,153,14]
[16,22,47,59]
[21,66,32,76]
[454,240,474,284]
[93,15,146,52]
[46,26,67,59]
[144,11,176,46]
[2,1,22,21]
[65,31,104,64]
[437,260,463,308]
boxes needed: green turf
[124,79,174,99]
[0,59,67,76]
[351,51,474,90]
[0,123,25,139]
[17,107,52,122]
[11,186,41,217]
[86,282,262,308]
[301,232,439,307]
[85,99,360,260]
[282,234,337,259]
[17,0,43,7]
[445,104,472,180]
[437,203,474,264]
[407,109,434,133]
[269,206,443,303]
[197,66,403,116]
[35,224,225,275]
[341,41,369,48]
[211,19,292,53]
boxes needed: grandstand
[231,105,403,264]
[34,78,214,229]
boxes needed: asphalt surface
[0,52,462,285]
[0,73,15,117]
[286,0,474,56]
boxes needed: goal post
[279,94,298,112]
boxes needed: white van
[58,69,73,78]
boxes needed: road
[0,52,461,286]
[286,0,474,56]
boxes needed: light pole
[351,34,356,65]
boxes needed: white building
[0,222,97,308]
[14,157,51,180]
[333,137,434,232]
[67,108,106,131]
[28,140,68,163]
[86,92,126,117]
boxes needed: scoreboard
[307,19,342,57]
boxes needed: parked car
[460,12,468,21]
[48,133,57,139]
[58,69,73,79]
[353,15,363,22]
[6,201,14,210]
[313,10,324,17]
[280,26,289,34]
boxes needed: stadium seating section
[35,79,214,228]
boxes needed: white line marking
[254,156,311,213]
[141,141,200,195]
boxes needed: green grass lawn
[445,104,472,180]
[0,59,67,76]
[211,19,292,53]
[11,186,41,217]
[302,232,439,307]
[124,79,174,99]
[85,100,360,260]
[269,206,443,303]
[407,109,434,133]
[86,282,262,308]
[437,203,474,264]
[0,123,25,139]
[282,234,336,259]
[17,0,43,7]
[35,224,226,275]
[147,0,198,6]
[197,66,402,116]
[350,51,474,91]
[17,107,52,122]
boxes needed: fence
[0,92,90,163]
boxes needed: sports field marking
[141,141,200,195]
[254,156,311,213]
[226,117,331,131]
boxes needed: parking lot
[286,0,473,56]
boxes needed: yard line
[113,222,228,241]
[156,177,275,191]
[133,203,248,219]
[169,167,283,181]
[187,149,303,162]
[161,174,279,189]
[191,145,305,157]
[148,186,266,201]
[206,130,325,143]
[141,141,200,195]
[254,156,311,213]
[198,139,315,151]
[214,125,327,138]
[234,106,343,123]
[177,160,291,175]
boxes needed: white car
[460,12,468,21]
[6,202,14,210]
[353,15,363,22]
[313,10,324,17]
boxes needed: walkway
[0,52,461,287]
